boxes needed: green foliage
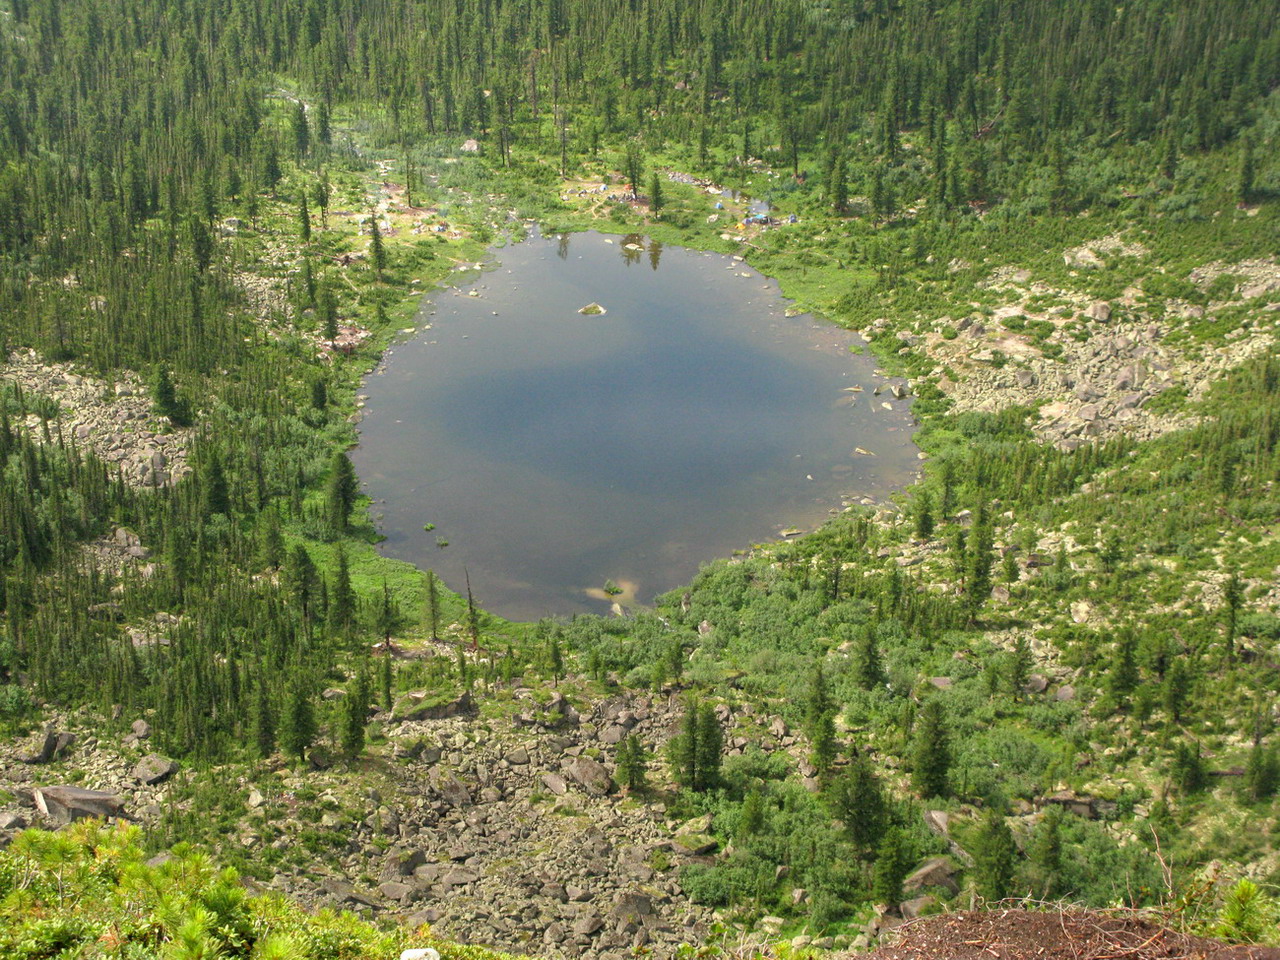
[1214,879,1277,944]
[912,700,951,798]
[616,733,649,791]
[826,754,885,854]
[0,823,512,960]
[971,810,1017,902]
[871,827,912,906]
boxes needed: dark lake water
[352,229,918,620]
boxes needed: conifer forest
[1,0,1280,957]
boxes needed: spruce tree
[1238,138,1255,205]
[871,828,912,906]
[286,545,319,618]
[854,631,886,690]
[259,508,285,570]
[616,733,648,792]
[298,192,311,241]
[280,684,316,763]
[1028,806,1062,898]
[548,637,564,686]
[1109,630,1138,700]
[151,368,186,425]
[325,452,358,535]
[827,754,885,854]
[806,663,837,776]
[1223,572,1242,661]
[422,570,441,642]
[1245,739,1279,801]
[1162,659,1191,724]
[252,681,276,760]
[914,492,934,539]
[328,546,356,638]
[1170,740,1206,794]
[695,701,723,791]
[972,810,1017,902]
[911,699,950,798]
[670,695,700,790]
[649,172,664,213]
[739,788,765,837]
[340,668,370,757]
[203,454,230,517]
[368,211,386,280]
[374,579,403,642]
[1006,636,1032,698]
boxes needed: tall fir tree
[911,699,950,798]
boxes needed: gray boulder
[132,754,178,785]
[541,773,568,796]
[564,757,615,797]
[903,856,958,895]
[900,894,938,919]
[34,786,127,826]
[22,731,76,765]
[1085,300,1112,321]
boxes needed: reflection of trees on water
[620,233,644,267]
[648,240,663,271]
[557,234,570,260]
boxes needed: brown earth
[867,910,1280,960]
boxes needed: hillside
[1,0,1280,955]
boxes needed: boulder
[131,719,152,739]
[1085,301,1112,322]
[400,950,441,960]
[22,730,75,765]
[1041,790,1096,819]
[132,754,178,785]
[900,894,938,919]
[34,786,126,826]
[572,915,605,937]
[677,814,713,836]
[611,892,653,920]
[541,773,569,796]
[504,746,530,765]
[0,812,28,831]
[922,810,950,836]
[395,690,474,722]
[381,847,427,881]
[378,881,416,902]
[320,878,380,909]
[903,856,958,895]
[564,757,615,797]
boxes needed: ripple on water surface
[352,229,918,619]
